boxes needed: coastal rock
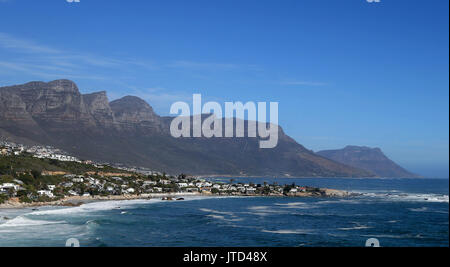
[321,188,350,197]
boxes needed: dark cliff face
[0,80,374,177]
[83,91,115,128]
[2,80,93,128]
[317,146,419,178]
[110,96,162,132]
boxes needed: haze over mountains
[0,79,415,178]
[317,146,419,178]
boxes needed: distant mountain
[0,79,373,177]
[317,146,419,178]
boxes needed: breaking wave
[31,196,220,216]
[356,191,449,203]
[0,216,66,228]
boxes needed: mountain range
[0,79,414,178]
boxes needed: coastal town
[0,139,351,208]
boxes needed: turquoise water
[0,178,448,247]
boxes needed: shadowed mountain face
[317,146,419,178]
[0,80,373,177]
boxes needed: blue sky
[0,0,448,177]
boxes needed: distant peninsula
[317,146,420,178]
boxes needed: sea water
[0,178,448,247]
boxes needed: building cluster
[0,140,79,162]
[0,141,26,156]
[112,165,164,177]
[1,167,305,202]
[1,140,166,176]
[1,139,322,204]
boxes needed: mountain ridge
[317,145,419,178]
[0,79,374,177]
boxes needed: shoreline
[0,188,353,210]
[0,192,204,210]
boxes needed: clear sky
[0,0,448,178]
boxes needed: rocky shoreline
[0,189,354,210]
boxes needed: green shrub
[0,194,8,204]
[19,195,32,203]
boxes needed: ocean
[0,178,448,247]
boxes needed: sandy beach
[0,192,203,209]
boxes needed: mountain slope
[0,79,373,177]
[317,146,419,178]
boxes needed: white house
[1,183,19,191]
[246,187,256,194]
[86,177,101,185]
[61,182,73,188]
[72,177,84,183]
[37,190,54,198]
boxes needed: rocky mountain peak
[110,96,160,125]
[46,79,80,93]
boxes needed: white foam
[206,214,243,222]
[357,191,449,203]
[338,225,372,231]
[408,207,429,212]
[274,202,307,206]
[262,229,313,235]
[361,234,425,239]
[31,196,219,216]
[274,202,318,209]
[199,208,235,216]
[200,207,243,222]
[0,216,65,228]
